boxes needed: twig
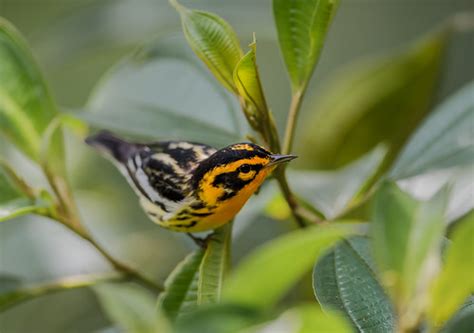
[42,167,164,293]
[0,272,125,312]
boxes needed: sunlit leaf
[313,236,395,332]
[81,35,242,147]
[0,18,64,172]
[171,0,243,93]
[299,30,448,170]
[157,250,204,321]
[233,39,268,125]
[94,282,165,333]
[390,81,474,180]
[428,214,474,327]
[252,304,352,333]
[223,224,356,309]
[372,182,448,321]
[273,0,340,91]
[198,223,232,305]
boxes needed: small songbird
[85,131,296,234]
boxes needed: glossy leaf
[223,224,356,309]
[428,214,474,326]
[157,250,204,321]
[82,35,242,147]
[390,81,474,179]
[314,236,395,332]
[198,223,232,305]
[372,182,448,317]
[273,0,340,91]
[253,304,352,333]
[288,146,386,219]
[0,18,64,171]
[171,0,243,93]
[300,30,447,170]
[94,282,164,333]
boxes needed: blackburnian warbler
[86,131,296,234]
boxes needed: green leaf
[223,224,356,309]
[198,223,232,305]
[157,249,204,321]
[233,39,269,124]
[0,18,64,171]
[273,0,340,91]
[288,146,386,219]
[157,224,232,321]
[299,30,448,170]
[390,81,474,179]
[372,182,448,319]
[428,214,474,326]
[171,0,243,93]
[313,236,395,332]
[253,304,352,333]
[82,35,242,147]
[77,104,240,147]
[440,296,474,333]
[175,303,262,333]
[94,282,166,333]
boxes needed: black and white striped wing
[85,131,216,221]
[124,141,216,219]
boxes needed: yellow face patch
[197,157,269,207]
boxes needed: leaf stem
[282,89,304,155]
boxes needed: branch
[0,273,124,312]
[42,167,164,293]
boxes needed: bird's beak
[267,154,298,167]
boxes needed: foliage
[0,1,472,333]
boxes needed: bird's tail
[85,131,137,163]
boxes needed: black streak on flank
[190,211,213,217]
[153,200,169,213]
[190,202,206,210]
[186,221,198,228]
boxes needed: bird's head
[192,143,296,209]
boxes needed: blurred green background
[0,0,473,332]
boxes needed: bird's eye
[239,164,251,174]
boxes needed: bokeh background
[0,0,473,332]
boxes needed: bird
[85,131,296,236]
